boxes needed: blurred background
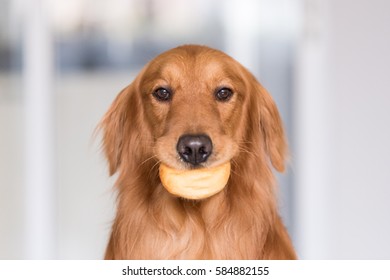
[0,0,389,259]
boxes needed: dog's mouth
[155,130,238,167]
[156,132,231,200]
[158,161,231,200]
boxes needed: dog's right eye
[153,87,172,102]
[215,87,233,102]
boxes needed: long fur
[99,45,296,259]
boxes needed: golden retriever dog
[100,45,296,259]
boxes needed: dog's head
[100,45,287,177]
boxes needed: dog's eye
[153,87,172,102]
[215,87,233,102]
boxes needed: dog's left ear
[257,83,288,172]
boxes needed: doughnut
[159,162,231,200]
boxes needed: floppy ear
[99,84,140,175]
[257,83,288,172]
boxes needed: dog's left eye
[153,87,172,102]
[215,87,233,102]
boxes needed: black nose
[177,134,213,166]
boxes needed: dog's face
[140,47,247,170]
[101,45,286,176]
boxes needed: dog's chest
[132,213,260,259]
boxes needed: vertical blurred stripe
[23,0,56,259]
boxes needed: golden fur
[100,45,296,259]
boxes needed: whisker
[150,158,162,172]
[229,158,242,178]
[237,146,252,154]
[237,146,256,157]
[237,140,255,145]
[140,154,159,167]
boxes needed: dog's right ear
[99,84,138,175]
